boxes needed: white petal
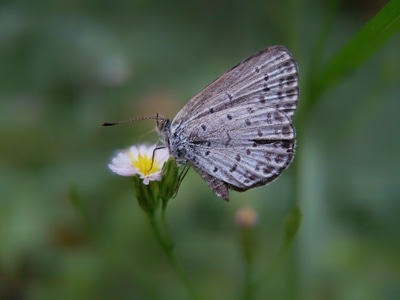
[108,151,138,176]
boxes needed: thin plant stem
[250,237,295,300]
[262,239,293,285]
[147,213,200,300]
[161,201,173,248]
[243,258,255,300]
[239,227,256,300]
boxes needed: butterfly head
[155,115,171,135]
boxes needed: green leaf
[284,205,302,244]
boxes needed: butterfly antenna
[102,114,164,126]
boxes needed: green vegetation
[1,0,399,299]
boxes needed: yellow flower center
[131,154,159,176]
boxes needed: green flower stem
[253,216,300,298]
[251,241,293,299]
[147,212,200,300]
[260,238,294,285]
[243,257,255,300]
[160,201,173,248]
[238,227,257,300]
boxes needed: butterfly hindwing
[178,106,295,199]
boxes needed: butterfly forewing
[171,45,299,126]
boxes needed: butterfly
[156,45,299,201]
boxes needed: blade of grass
[309,0,400,109]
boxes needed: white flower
[108,144,170,184]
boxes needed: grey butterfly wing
[183,105,295,200]
[171,45,299,128]
[194,168,230,201]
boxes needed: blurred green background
[1,0,399,299]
